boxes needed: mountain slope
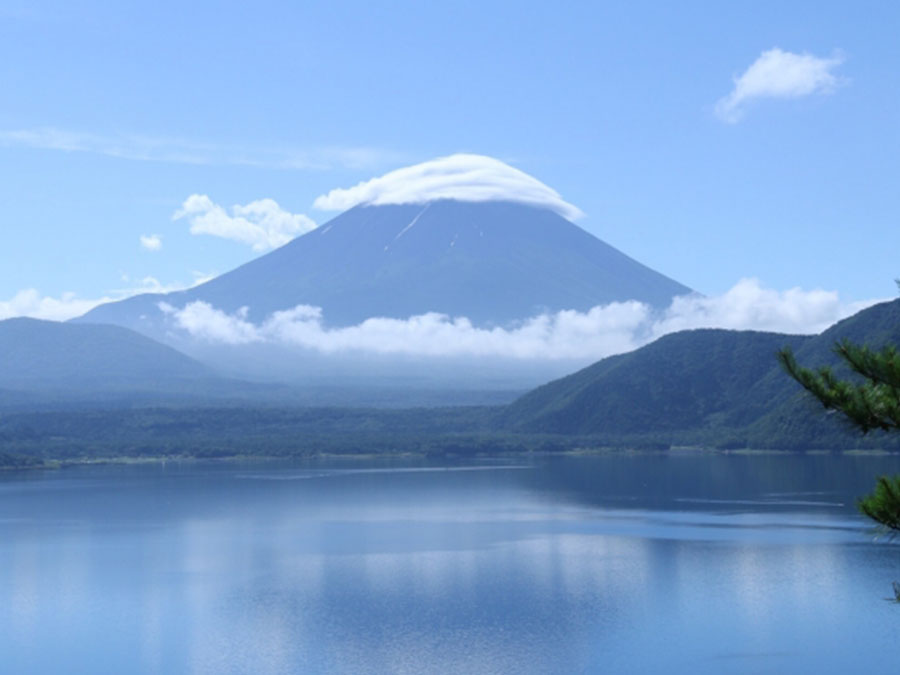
[76,200,691,334]
[710,298,900,429]
[0,318,531,408]
[0,317,213,390]
[739,298,900,447]
[502,298,900,446]
[502,329,811,434]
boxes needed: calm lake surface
[1,453,899,674]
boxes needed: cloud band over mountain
[156,279,879,361]
[313,154,584,221]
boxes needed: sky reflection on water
[1,454,899,674]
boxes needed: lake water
[1,453,899,674]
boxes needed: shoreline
[3,446,898,473]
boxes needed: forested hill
[501,298,900,447]
[741,297,900,448]
[500,329,810,434]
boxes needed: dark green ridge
[500,299,900,443]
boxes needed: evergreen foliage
[856,475,900,533]
[778,340,900,433]
[778,335,900,535]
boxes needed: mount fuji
[78,199,690,335]
[71,155,697,394]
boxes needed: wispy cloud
[0,127,398,170]
[0,289,117,323]
[157,279,881,360]
[140,234,162,251]
[173,194,317,251]
[715,48,845,123]
[111,273,215,297]
[313,154,584,221]
[0,273,217,322]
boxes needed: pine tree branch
[777,346,900,433]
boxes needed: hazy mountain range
[2,296,899,458]
[0,317,211,388]
[4,293,900,451]
[3,195,895,452]
[0,318,524,408]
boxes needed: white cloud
[112,274,211,296]
[157,279,881,360]
[173,194,317,251]
[188,270,218,287]
[140,234,162,251]
[313,154,584,221]
[158,302,262,345]
[0,289,117,322]
[0,127,398,170]
[649,278,875,337]
[161,301,649,358]
[0,274,219,323]
[715,48,845,123]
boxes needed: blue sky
[1,0,898,320]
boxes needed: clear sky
[1,0,898,319]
